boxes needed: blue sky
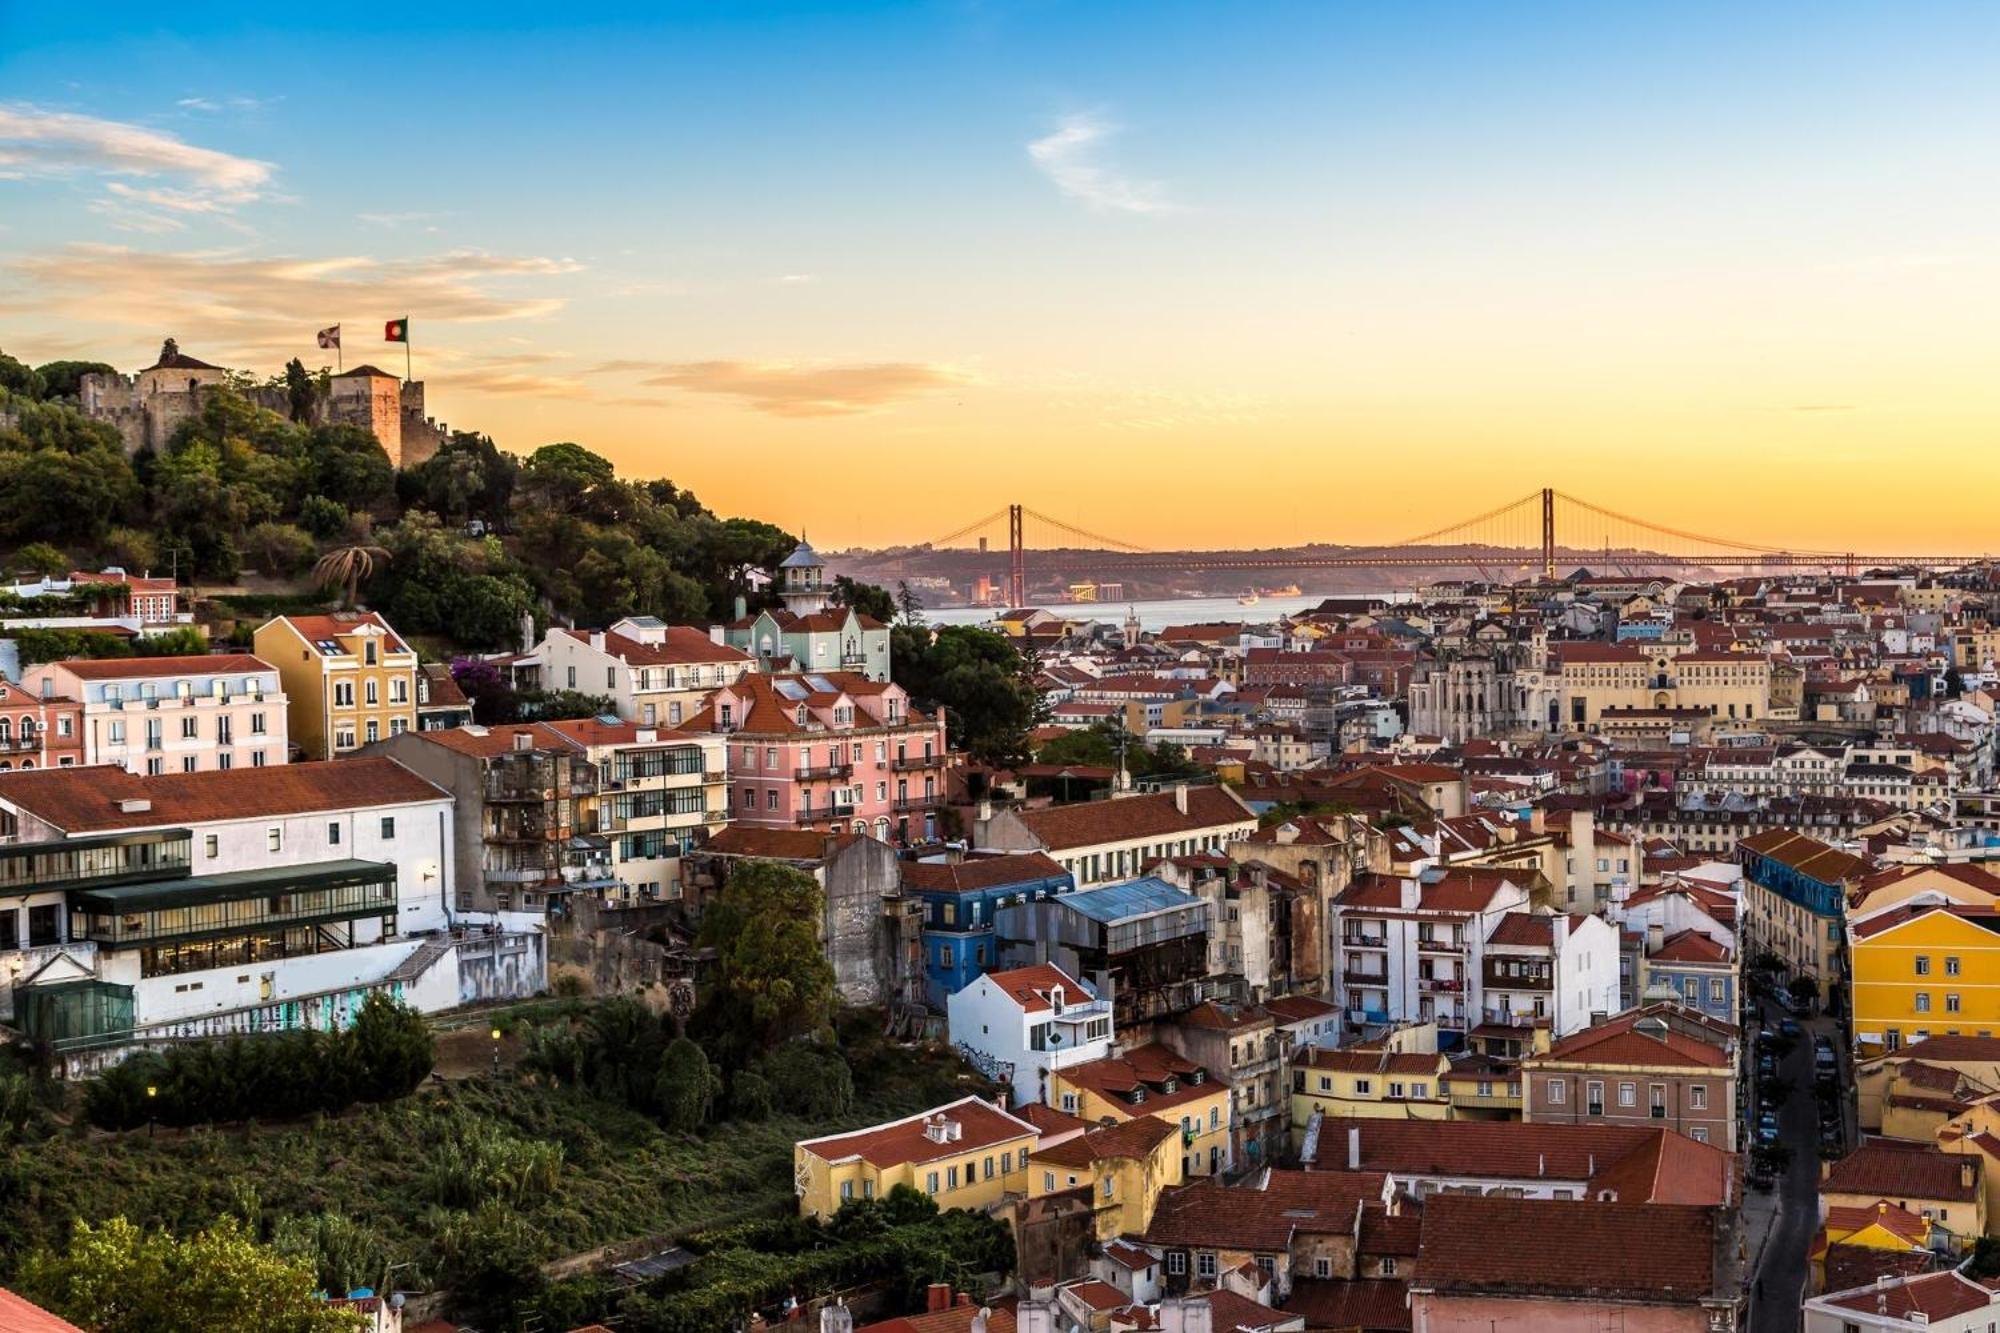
[5,2,2000,546]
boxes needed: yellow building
[1858,1035,2000,1132]
[1849,864,2000,923]
[1049,1043,1235,1179]
[792,1096,1041,1221]
[1810,1201,1934,1292]
[1289,1046,1452,1142]
[1850,904,2000,1055]
[1822,1138,1984,1245]
[1553,644,1771,729]
[1027,1113,1184,1239]
[253,612,419,760]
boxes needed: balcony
[1342,934,1388,950]
[795,804,856,825]
[1417,976,1462,993]
[891,754,940,772]
[1341,969,1388,987]
[1483,961,1552,991]
[894,795,940,813]
[796,763,854,781]
[1416,936,1462,954]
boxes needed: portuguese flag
[384,317,409,342]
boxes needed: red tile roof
[1030,1113,1174,1170]
[51,653,273,679]
[1262,994,1341,1025]
[1282,1279,1410,1332]
[557,624,750,665]
[1058,1042,1230,1114]
[976,963,1092,1014]
[1142,1170,1389,1251]
[0,1290,87,1333]
[1009,787,1255,852]
[1324,1121,1729,1204]
[1530,1011,1730,1070]
[797,1095,1038,1170]
[1739,828,1872,883]
[1648,929,1732,964]
[1821,1271,2000,1321]
[1416,1196,1717,1302]
[701,826,863,860]
[1823,1138,1980,1203]
[271,610,410,655]
[0,758,444,832]
[901,853,1068,893]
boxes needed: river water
[923,593,1407,634]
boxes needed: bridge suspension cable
[1019,508,1154,554]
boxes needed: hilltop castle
[79,340,447,469]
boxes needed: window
[1314,1256,1332,1279]
[1381,1257,1397,1276]
[983,1156,994,1180]
[1167,1252,1187,1276]
[1689,1084,1708,1110]
[1061,1092,1078,1114]
[1618,1082,1637,1107]
[946,1166,958,1189]
[840,1180,854,1201]
[926,1171,939,1194]
[1691,1127,1709,1143]
[334,681,355,708]
[1209,1107,1219,1129]
[365,720,379,744]
[1916,956,1932,976]
[1388,1081,1405,1099]
[364,641,378,666]
[329,822,342,846]
[1916,993,1933,1013]
[267,827,282,853]
[390,678,408,705]
[1547,1078,1565,1105]
[1043,1171,1055,1192]
[381,817,396,839]
[1586,1080,1604,1114]
[1948,994,1963,1014]
[1196,1253,1217,1280]
[1101,1177,1115,1199]
[1649,1085,1666,1117]
[1948,956,1963,977]
[204,834,219,859]
[1354,1078,1371,1095]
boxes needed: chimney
[1646,922,1665,954]
[1347,1124,1361,1171]
[734,594,748,622]
[955,1292,973,1308]
[590,630,606,652]
[820,1301,854,1333]
[926,1283,952,1313]
[116,797,151,814]
[512,731,534,752]
[1015,1300,1058,1333]
[1964,1159,1979,1190]
[1528,807,1546,834]
[636,728,657,744]
[970,1311,990,1333]
[1174,784,1189,814]
[709,624,726,646]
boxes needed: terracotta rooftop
[268,611,411,656]
[797,1095,1037,1170]
[1142,1170,1389,1251]
[0,758,444,832]
[1821,1271,2000,1321]
[557,624,750,666]
[1058,1042,1230,1114]
[1030,1113,1174,1170]
[1739,827,1872,884]
[1648,928,1732,964]
[901,852,1068,894]
[50,653,273,679]
[1530,1011,1730,1071]
[1823,1138,1980,1203]
[1008,787,1255,852]
[975,963,1094,1015]
[701,826,863,860]
[1280,1279,1410,1333]
[1321,1120,1729,1204]
[1417,1195,1718,1301]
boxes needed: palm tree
[312,543,390,609]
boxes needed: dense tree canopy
[892,624,1041,766]
[696,861,837,1050]
[17,1217,362,1333]
[1036,719,1204,782]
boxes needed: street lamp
[145,1084,157,1139]
[490,1027,502,1077]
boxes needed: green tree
[895,580,924,623]
[244,522,317,577]
[1786,974,1820,1005]
[100,526,161,573]
[297,494,352,541]
[32,359,116,402]
[312,543,391,609]
[270,1212,388,1299]
[655,1037,720,1133]
[10,542,68,577]
[309,425,395,512]
[893,624,1040,766]
[697,861,837,1048]
[282,358,318,424]
[347,994,434,1101]
[16,1216,363,1333]
[830,575,895,622]
[0,349,46,399]
[520,441,625,520]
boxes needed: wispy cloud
[614,360,969,417]
[357,210,443,231]
[0,102,276,231]
[1027,113,1175,215]
[0,244,581,363]
[176,95,278,115]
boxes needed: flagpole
[405,331,412,384]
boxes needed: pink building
[0,679,84,771]
[23,654,287,774]
[685,671,947,844]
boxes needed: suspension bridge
[922,488,1988,605]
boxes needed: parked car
[1778,1018,1803,1040]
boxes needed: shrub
[757,1044,854,1120]
[349,993,435,1101]
[655,1038,719,1135]
[727,1069,772,1122]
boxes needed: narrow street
[1747,1001,1835,1333]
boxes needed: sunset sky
[4,2,2000,552]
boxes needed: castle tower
[328,365,405,466]
[777,539,830,616]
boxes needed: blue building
[901,852,1074,1010]
[1639,927,1736,1023]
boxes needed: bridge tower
[1541,487,1556,582]
[1007,504,1026,607]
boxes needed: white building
[947,962,1115,1107]
[1330,867,1536,1041]
[1803,1271,2000,1333]
[977,785,1260,888]
[0,759,497,1055]
[24,654,287,775]
[1480,910,1622,1037]
[535,618,754,727]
